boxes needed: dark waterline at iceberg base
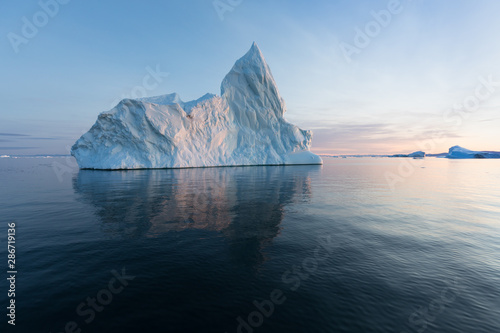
[0,157,499,332]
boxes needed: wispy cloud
[0,133,65,140]
[20,137,62,140]
[0,133,66,154]
[0,146,40,150]
[309,120,464,155]
[479,118,500,122]
[0,133,29,136]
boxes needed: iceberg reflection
[73,165,319,244]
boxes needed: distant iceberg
[390,151,426,158]
[71,43,322,170]
[446,146,500,159]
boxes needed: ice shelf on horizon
[71,43,322,169]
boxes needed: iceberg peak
[221,43,285,118]
[235,42,267,69]
[449,145,467,152]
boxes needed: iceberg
[446,146,500,159]
[71,43,322,170]
[408,151,426,158]
[390,151,426,158]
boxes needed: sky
[1,0,500,155]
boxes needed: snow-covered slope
[71,43,322,169]
[446,146,500,159]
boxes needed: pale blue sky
[1,0,500,155]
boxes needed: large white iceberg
[446,146,500,159]
[71,43,322,169]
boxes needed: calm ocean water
[0,157,499,333]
